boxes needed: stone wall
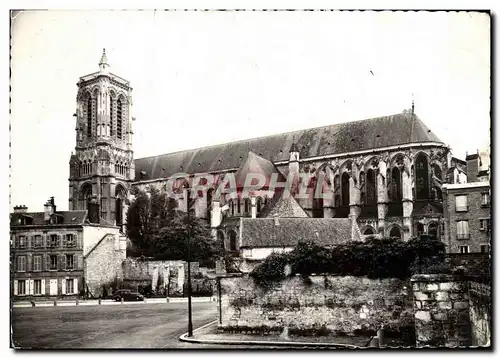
[411,274,471,347]
[84,234,126,297]
[219,275,414,337]
[468,280,491,347]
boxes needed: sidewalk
[180,321,379,348]
[12,296,217,308]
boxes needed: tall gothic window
[391,167,402,201]
[366,169,377,205]
[110,97,114,137]
[415,153,429,200]
[117,99,123,139]
[87,97,92,137]
[341,172,350,206]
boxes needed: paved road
[12,301,227,349]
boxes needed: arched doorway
[79,183,93,210]
[389,226,402,239]
[363,227,375,236]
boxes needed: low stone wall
[468,280,491,347]
[411,274,471,347]
[219,274,414,337]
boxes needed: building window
[456,220,470,240]
[17,280,26,295]
[66,255,74,270]
[17,256,26,272]
[34,280,42,295]
[480,245,490,253]
[110,97,114,137]
[481,193,490,207]
[480,219,488,231]
[50,234,58,247]
[50,255,58,270]
[244,198,250,214]
[66,234,75,247]
[117,98,123,139]
[66,279,74,294]
[455,195,468,212]
[33,255,42,271]
[229,231,237,251]
[18,236,26,248]
[458,246,469,254]
[87,96,92,137]
[34,235,43,248]
[256,197,262,213]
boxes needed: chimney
[13,205,28,214]
[250,196,257,219]
[44,197,56,221]
[466,150,480,183]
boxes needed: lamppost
[186,189,193,337]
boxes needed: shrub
[250,236,448,287]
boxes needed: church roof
[239,217,356,248]
[234,151,286,189]
[134,111,444,181]
[258,189,309,218]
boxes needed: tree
[126,187,219,264]
[126,186,178,255]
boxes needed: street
[11,301,224,349]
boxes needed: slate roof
[258,189,309,219]
[135,112,444,181]
[234,151,286,189]
[10,211,88,227]
[240,217,356,248]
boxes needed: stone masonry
[411,274,471,347]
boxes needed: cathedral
[69,50,451,248]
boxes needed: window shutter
[58,235,62,247]
[27,255,32,272]
[77,255,82,270]
[463,221,470,235]
[13,280,18,296]
[45,254,50,271]
[41,279,46,295]
[61,255,66,271]
[62,279,66,295]
[73,278,78,294]
[28,280,34,296]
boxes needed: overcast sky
[10,10,490,211]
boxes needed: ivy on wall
[250,236,448,288]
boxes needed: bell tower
[68,49,135,229]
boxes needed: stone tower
[68,49,135,229]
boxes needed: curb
[179,322,360,348]
[13,296,218,309]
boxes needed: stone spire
[99,48,109,71]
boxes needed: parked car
[113,289,144,302]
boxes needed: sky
[10,10,491,212]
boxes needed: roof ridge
[135,111,408,161]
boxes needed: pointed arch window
[390,167,402,202]
[341,172,350,206]
[415,153,429,200]
[366,169,377,205]
[117,98,123,139]
[109,97,114,137]
[87,96,92,137]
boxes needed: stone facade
[442,182,491,253]
[411,274,471,347]
[218,275,414,337]
[68,49,134,229]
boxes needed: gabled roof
[234,151,286,189]
[10,211,88,227]
[134,111,444,181]
[258,189,309,219]
[240,217,357,248]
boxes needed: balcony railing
[456,234,470,240]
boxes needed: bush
[250,236,448,287]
